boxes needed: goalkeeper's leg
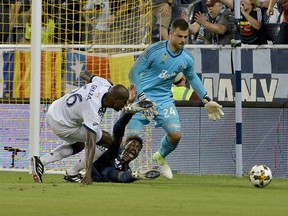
[153,117,181,180]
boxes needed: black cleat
[63,172,83,183]
[30,156,44,183]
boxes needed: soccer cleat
[132,170,160,180]
[30,156,44,183]
[152,152,173,179]
[63,172,83,183]
[123,100,154,114]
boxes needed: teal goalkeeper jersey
[129,41,207,103]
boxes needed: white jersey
[47,76,112,135]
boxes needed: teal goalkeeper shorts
[126,101,181,136]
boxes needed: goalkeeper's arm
[184,72,224,121]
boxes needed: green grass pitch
[0,172,287,216]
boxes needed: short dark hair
[170,18,189,32]
[125,135,143,147]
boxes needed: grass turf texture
[0,172,287,216]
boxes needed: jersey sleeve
[184,60,207,99]
[128,48,152,96]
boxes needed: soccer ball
[249,164,273,188]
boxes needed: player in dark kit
[64,98,160,183]
[91,119,160,183]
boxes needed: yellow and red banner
[0,50,62,99]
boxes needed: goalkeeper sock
[41,144,73,165]
[159,135,177,158]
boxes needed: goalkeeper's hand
[138,92,158,120]
[142,104,158,120]
[204,101,224,121]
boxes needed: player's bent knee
[71,142,85,155]
[168,131,182,144]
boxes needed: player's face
[169,28,189,52]
[122,140,142,163]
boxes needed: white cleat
[152,152,173,179]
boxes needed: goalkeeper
[127,18,224,180]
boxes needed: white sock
[66,145,108,176]
[67,159,85,176]
[40,144,73,166]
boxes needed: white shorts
[46,112,102,144]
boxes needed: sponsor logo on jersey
[159,70,177,80]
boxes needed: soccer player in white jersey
[30,74,129,185]
[127,18,224,179]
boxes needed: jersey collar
[166,41,183,58]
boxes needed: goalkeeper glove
[202,95,224,121]
[142,105,158,120]
[137,92,158,120]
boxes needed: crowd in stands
[171,0,287,44]
[0,0,287,44]
[0,0,141,45]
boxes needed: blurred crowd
[0,0,287,45]
[154,0,287,44]
[0,0,143,45]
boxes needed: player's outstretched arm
[80,70,95,83]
